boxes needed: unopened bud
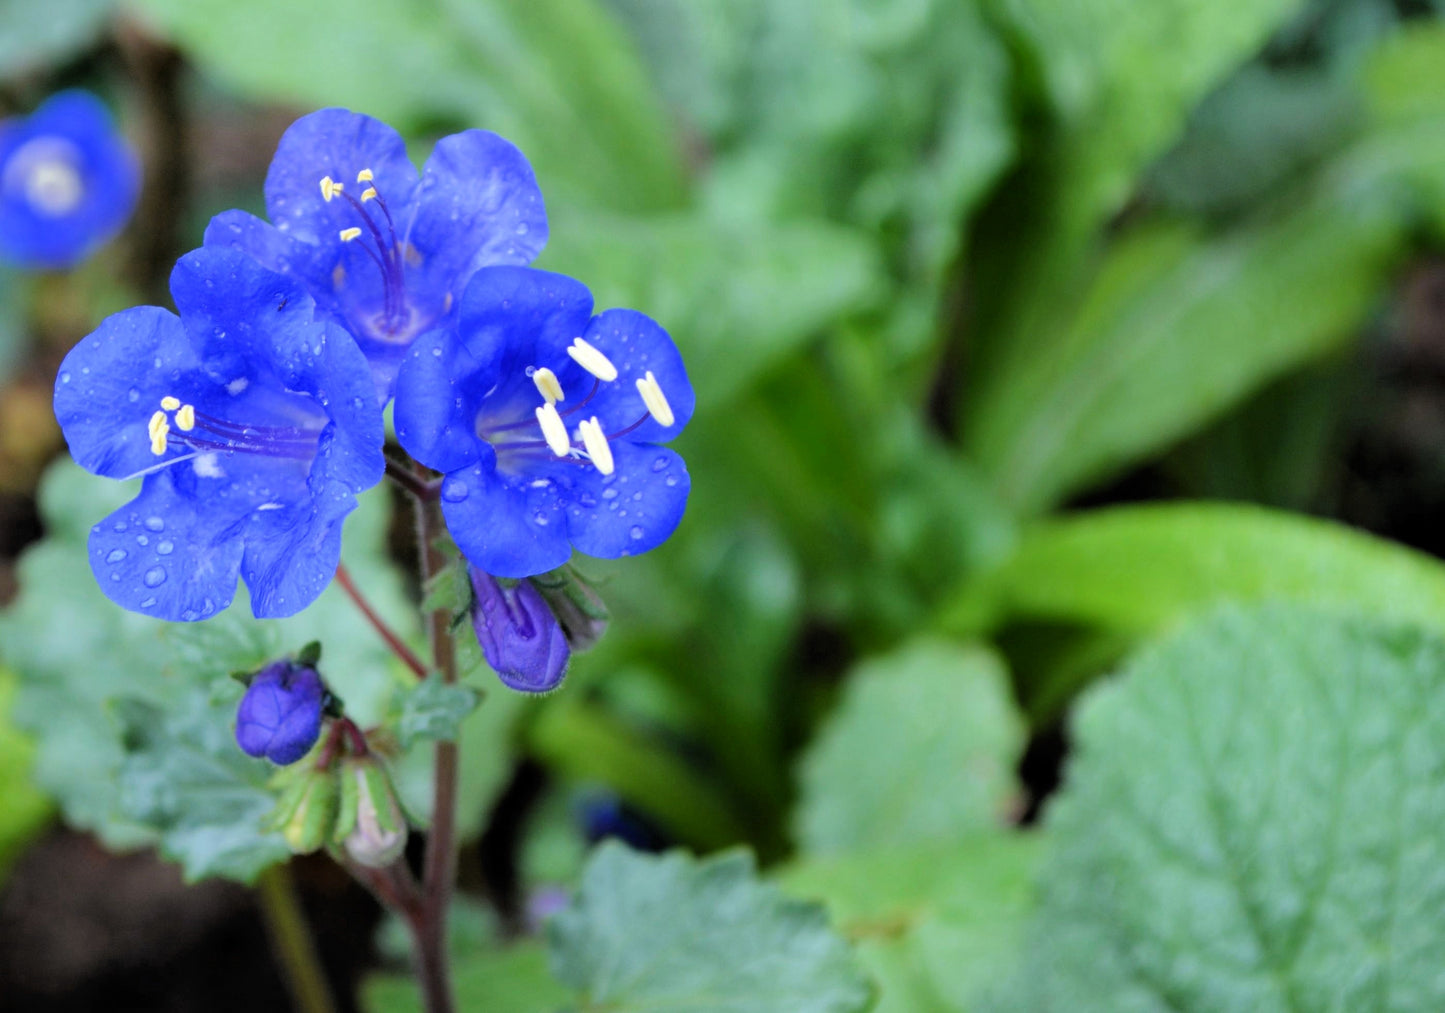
[530,565,610,652]
[235,660,325,764]
[267,767,340,855]
[335,757,407,867]
[469,567,569,693]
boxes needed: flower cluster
[0,90,139,269]
[53,107,692,693]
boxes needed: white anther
[566,338,618,382]
[535,403,571,458]
[532,367,564,405]
[339,227,363,242]
[635,371,675,427]
[175,403,196,432]
[578,417,614,475]
[356,168,374,183]
[148,411,170,456]
[320,176,344,202]
[361,187,378,203]
[160,395,180,411]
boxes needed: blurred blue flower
[236,660,326,765]
[53,245,384,621]
[0,90,140,270]
[204,107,547,396]
[395,266,694,578]
[470,567,569,693]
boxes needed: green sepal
[334,758,361,843]
[295,641,323,667]
[278,770,340,855]
[531,565,610,652]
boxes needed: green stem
[256,863,336,1013]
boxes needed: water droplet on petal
[533,511,549,526]
[136,535,149,546]
[431,347,443,357]
[143,566,167,587]
[441,477,469,502]
[629,526,644,540]
[139,596,157,608]
[652,456,669,472]
[181,609,198,621]
[156,540,174,556]
[112,520,128,532]
[105,548,127,563]
[601,488,618,500]
[59,371,71,384]
[578,492,597,508]
[127,388,140,403]
[665,476,678,487]
[144,516,165,532]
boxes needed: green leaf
[795,639,1025,855]
[550,842,874,1013]
[113,686,289,883]
[396,672,478,748]
[943,502,1445,641]
[0,0,114,77]
[987,604,1445,1010]
[537,208,883,408]
[780,834,1041,1013]
[0,667,51,880]
[133,0,684,213]
[363,943,568,1013]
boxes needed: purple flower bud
[235,661,325,764]
[469,567,569,693]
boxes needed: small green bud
[268,767,340,855]
[337,757,407,868]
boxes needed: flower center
[145,394,322,465]
[477,339,676,477]
[4,137,84,216]
[320,169,413,337]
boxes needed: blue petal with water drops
[203,108,547,397]
[55,246,385,622]
[0,90,139,270]
[394,265,694,578]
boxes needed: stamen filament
[557,377,600,418]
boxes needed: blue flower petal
[203,209,337,303]
[264,108,418,246]
[439,447,571,579]
[88,469,245,622]
[394,328,486,474]
[240,488,347,618]
[54,306,207,480]
[410,130,547,288]
[560,444,691,560]
[457,266,594,379]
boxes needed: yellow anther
[578,417,614,475]
[160,395,181,411]
[339,227,363,242]
[320,176,344,202]
[175,403,196,432]
[566,338,618,382]
[361,187,378,203]
[535,403,571,458]
[148,411,170,456]
[356,168,374,183]
[635,371,675,427]
[532,367,564,405]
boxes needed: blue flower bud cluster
[51,108,693,692]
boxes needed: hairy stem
[413,492,461,1013]
[255,864,336,1013]
[335,563,429,679]
[386,455,440,500]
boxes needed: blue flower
[53,245,385,621]
[470,567,570,693]
[204,107,547,395]
[236,660,326,765]
[0,90,139,269]
[395,266,694,578]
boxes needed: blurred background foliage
[7,0,1445,1009]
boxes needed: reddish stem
[334,563,429,680]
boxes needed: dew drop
[441,477,470,503]
[144,516,165,532]
[652,456,669,472]
[181,609,199,621]
[665,476,678,487]
[156,540,174,556]
[143,566,167,587]
[139,596,157,608]
[202,597,215,616]
[431,347,443,357]
[110,573,120,582]
[127,388,140,403]
[578,492,598,508]
[629,525,644,540]
[632,491,643,501]
[601,488,618,500]
[59,371,71,384]
[533,511,549,526]
[517,223,529,235]
[105,548,127,563]
[112,520,129,532]
[136,535,149,547]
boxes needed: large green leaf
[780,833,1041,1013]
[794,639,1025,855]
[0,0,114,77]
[987,604,1445,1010]
[549,842,874,1013]
[942,502,1445,641]
[133,0,684,213]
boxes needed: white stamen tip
[356,168,374,183]
[579,416,615,475]
[535,403,572,458]
[532,367,564,405]
[160,395,181,411]
[567,338,618,382]
[320,176,344,202]
[148,411,170,456]
[635,371,675,427]
[175,403,196,432]
[361,187,378,203]
[339,227,363,242]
